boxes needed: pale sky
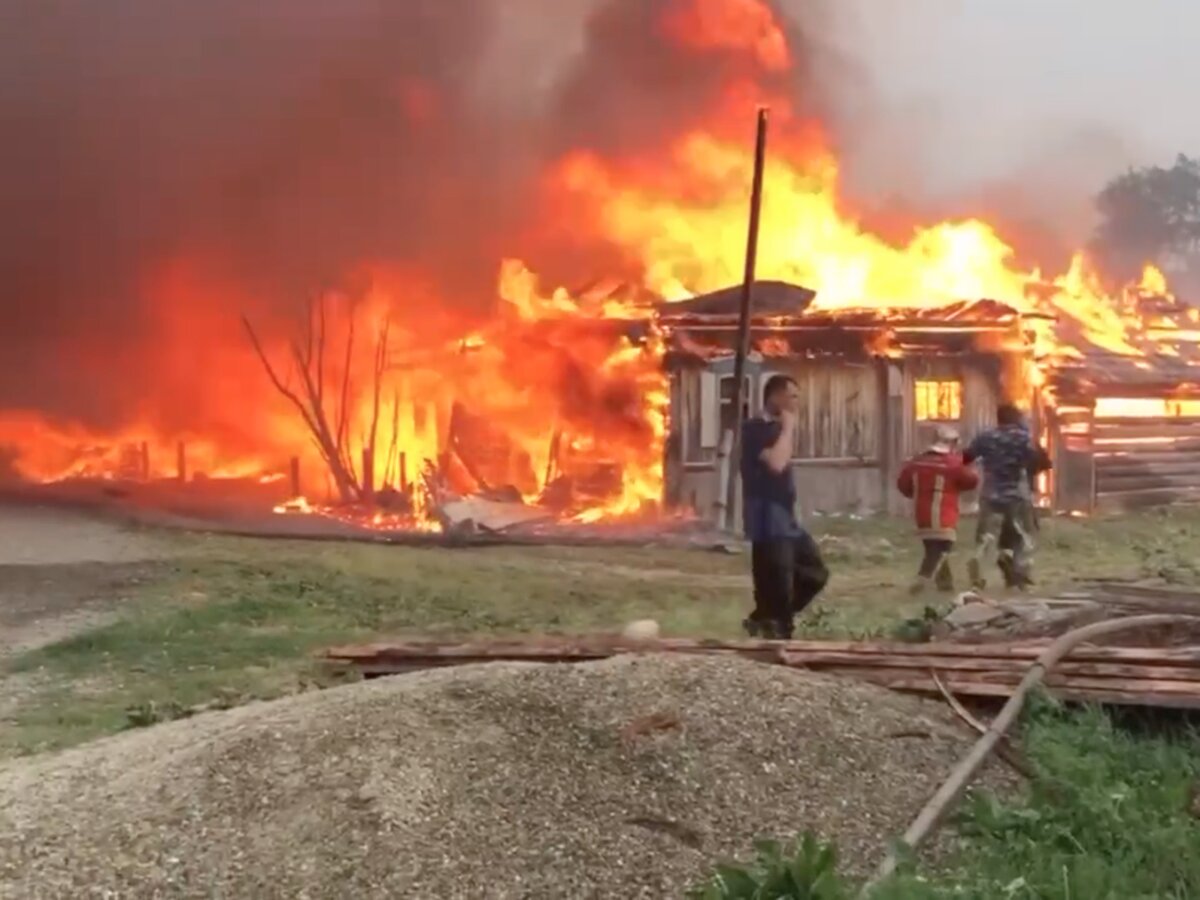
[839,0,1197,189]
[487,0,1197,229]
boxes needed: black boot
[742,616,771,638]
[766,619,793,641]
[744,618,791,640]
[935,564,955,593]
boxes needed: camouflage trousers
[968,497,1036,589]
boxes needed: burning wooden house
[16,270,1200,536]
[657,281,1038,522]
[1043,289,1200,515]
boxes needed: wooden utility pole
[723,107,770,531]
[289,456,301,498]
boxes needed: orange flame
[0,0,1189,524]
[659,0,792,72]
[550,127,1174,367]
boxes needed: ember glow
[0,0,1189,528]
[0,411,283,484]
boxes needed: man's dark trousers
[749,531,829,637]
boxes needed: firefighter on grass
[897,424,978,594]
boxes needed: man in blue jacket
[740,374,829,639]
[963,403,1051,589]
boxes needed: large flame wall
[0,0,1181,522]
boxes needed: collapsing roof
[1045,290,1200,401]
[655,280,1030,364]
[1049,353,1200,401]
[661,280,816,317]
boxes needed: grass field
[3,506,1200,897]
[5,506,1200,757]
[696,698,1200,899]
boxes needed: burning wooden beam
[361,447,374,502]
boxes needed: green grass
[925,702,1200,899]
[0,538,760,755]
[697,699,1200,899]
[4,508,1200,894]
[5,505,1200,758]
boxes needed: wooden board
[322,635,1200,710]
[324,636,1200,665]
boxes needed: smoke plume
[0,0,845,433]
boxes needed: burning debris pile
[204,273,669,536]
[1,0,1198,533]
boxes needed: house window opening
[915,380,962,421]
[720,376,751,437]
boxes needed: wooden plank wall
[669,355,1006,525]
[1093,416,1200,511]
[1047,405,1095,514]
[961,366,999,444]
[884,357,1000,514]
[775,359,884,519]
[671,359,887,522]
[671,366,718,519]
[784,361,880,459]
[883,362,905,515]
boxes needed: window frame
[718,374,752,440]
[914,378,964,423]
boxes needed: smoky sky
[0,0,846,427]
[0,0,1188,429]
[0,0,521,420]
[1,0,505,319]
[547,0,842,156]
[825,0,1200,248]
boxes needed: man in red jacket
[897,425,979,594]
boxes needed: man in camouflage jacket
[962,404,1052,589]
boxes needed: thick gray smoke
[0,0,849,430]
[1,0,1189,434]
[0,0,526,423]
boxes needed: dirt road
[0,503,175,657]
[0,502,173,567]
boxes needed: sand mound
[0,655,1003,898]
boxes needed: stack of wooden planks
[323,635,1200,710]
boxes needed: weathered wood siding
[672,358,887,522]
[884,357,1001,515]
[1049,406,1095,515]
[668,354,1007,527]
[768,359,884,519]
[1092,415,1200,512]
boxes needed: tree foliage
[1091,153,1200,281]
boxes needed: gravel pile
[0,655,1005,898]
